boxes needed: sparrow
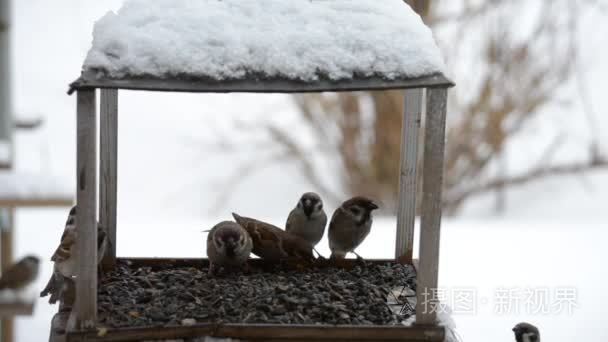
[206,221,253,276]
[40,206,108,304]
[0,255,40,290]
[232,213,315,263]
[513,322,540,342]
[328,196,379,260]
[286,192,327,249]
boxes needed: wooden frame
[71,89,98,330]
[415,88,448,324]
[395,88,423,263]
[66,72,452,338]
[99,89,118,268]
[67,323,445,342]
[68,71,453,94]
[56,258,445,342]
[0,301,35,317]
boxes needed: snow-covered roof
[73,0,451,93]
[0,171,73,207]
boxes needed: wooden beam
[71,89,98,330]
[0,198,72,207]
[1,207,14,342]
[99,89,118,268]
[66,323,445,342]
[0,301,34,317]
[415,87,447,325]
[395,88,423,263]
[69,72,455,95]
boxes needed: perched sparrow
[232,213,314,263]
[513,322,540,342]
[51,207,78,278]
[286,192,327,248]
[40,206,108,304]
[328,196,379,260]
[0,255,40,290]
[206,221,252,276]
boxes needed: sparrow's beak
[225,241,237,257]
[302,200,314,217]
[368,202,379,210]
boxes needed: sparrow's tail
[231,212,243,224]
[40,272,64,304]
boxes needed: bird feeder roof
[70,0,452,93]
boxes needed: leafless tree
[205,0,607,215]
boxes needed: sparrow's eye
[350,207,361,215]
[316,202,323,211]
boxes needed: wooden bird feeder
[54,1,454,341]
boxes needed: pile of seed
[98,261,416,327]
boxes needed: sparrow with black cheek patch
[0,255,40,290]
[286,192,327,250]
[40,206,108,304]
[328,196,379,261]
[513,322,540,342]
[232,213,315,264]
[206,221,252,276]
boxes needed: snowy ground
[7,1,608,342]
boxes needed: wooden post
[415,87,447,325]
[395,88,422,263]
[71,89,98,330]
[1,207,14,342]
[100,89,118,268]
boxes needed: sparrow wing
[97,225,109,264]
[51,226,76,263]
[328,207,346,239]
[285,208,297,233]
[280,233,314,261]
[233,213,291,261]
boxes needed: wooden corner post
[72,89,98,329]
[415,87,447,325]
[395,88,423,262]
[100,88,118,268]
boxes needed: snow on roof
[0,171,72,206]
[83,0,446,82]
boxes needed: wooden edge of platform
[116,257,412,269]
[65,322,445,342]
[0,198,73,207]
[55,257,429,341]
[0,300,35,317]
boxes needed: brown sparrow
[232,213,314,263]
[206,221,252,276]
[40,206,108,303]
[286,192,327,249]
[328,196,379,260]
[513,322,540,342]
[0,255,40,290]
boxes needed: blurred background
[1,0,607,341]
